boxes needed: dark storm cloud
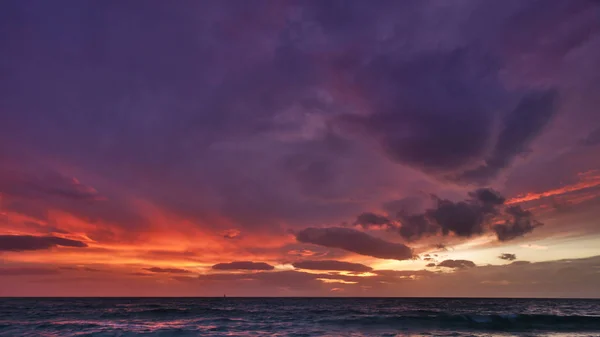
[292,260,372,272]
[397,213,439,241]
[353,48,500,174]
[493,205,543,241]
[0,0,596,247]
[0,235,87,252]
[355,212,392,227]
[397,188,505,241]
[352,188,518,242]
[470,188,506,210]
[296,227,413,260]
[426,198,489,237]
[499,253,517,261]
[212,261,275,271]
[456,90,559,184]
[143,267,191,274]
[331,6,565,186]
[437,259,476,269]
[392,188,543,242]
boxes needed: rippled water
[1,298,599,336]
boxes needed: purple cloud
[296,227,413,260]
[212,261,275,271]
[437,260,476,269]
[493,206,543,241]
[0,0,598,273]
[0,235,87,252]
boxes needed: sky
[1,0,600,297]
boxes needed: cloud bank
[296,227,413,260]
[0,235,87,252]
[212,261,275,271]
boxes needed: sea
[0,298,599,336]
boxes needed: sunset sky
[1,0,600,297]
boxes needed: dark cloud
[469,188,506,210]
[428,188,507,237]
[397,213,439,241]
[0,235,87,252]
[493,206,543,241]
[428,198,488,237]
[351,48,501,175]
[0,0,594,267]
[346,42,558,185]
[438,259,476,269]
[456,90,558,184]
[355,212,392,227]
[293,260,372,272]
[426,263,436,268]
[212,261,275,271]
[296,227,413,260]
[142,267,191,274]
[348,189,515,243]
[393,188,543,242]
[397,188,505,240]
[499,253,517,261]
[323,6,564,186]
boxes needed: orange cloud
[507,170,600,205]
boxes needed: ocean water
[0,298,599,336]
